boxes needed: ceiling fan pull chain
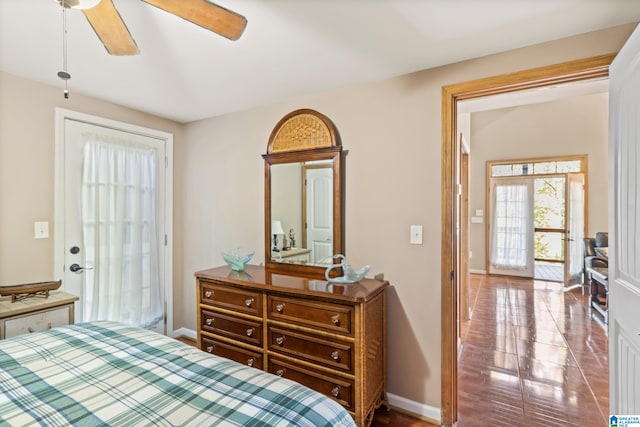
[57,3,71,99]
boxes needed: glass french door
[488,177,535,278]
[489,174,584,285]
[564,173,585,288]
[55,110,173,335]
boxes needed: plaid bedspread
[0,321,356,427]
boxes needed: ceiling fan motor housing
[56,0,101,9]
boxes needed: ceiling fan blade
[141,0,247,41]
[82,0,139,55]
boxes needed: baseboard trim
[173,327,197,340]
[387,393,441,424]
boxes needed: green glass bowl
[222,250,254,271]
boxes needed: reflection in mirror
[270,160,333,265]
[263,108,344,277]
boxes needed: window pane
[533,162,556,174]
[512,164,524,175]
[556,160,581,173]
[534,231,564,261]
[491,159,583,177]
[512,163,533,175]
[534,177,565,228]
[492,165,512,176]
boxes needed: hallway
[457,274,609,426]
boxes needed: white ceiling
[1,1,639,123]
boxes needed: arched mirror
[263,109,345,276]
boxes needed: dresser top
[195,264,388,303]
[0,291,78,319]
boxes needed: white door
[564,173,585,288]
[304,166,333,263]
[609,24,640,417]
[488,177,535,277]
[54,109,173,335]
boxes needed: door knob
[69,264,93,273]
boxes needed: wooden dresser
[195,264,388,427]
[0,291,78,339]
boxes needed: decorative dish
[0,280,62,302]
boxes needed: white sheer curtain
[490,178,534,271]
[568,175,585,276]
[81,133,162,328]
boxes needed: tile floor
[458,274,609,427]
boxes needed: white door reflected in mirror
[271,161,333,265]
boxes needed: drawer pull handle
[205,318,214,326]
[276,303,285,313]
[246,328,255,337]
[245,298,254,307]
[331,350,340,361]
[206,345,214,353]
[27,323,52,334]
[275,336,285,346]
[331,314,340,325]
[247,358,254,367]
[331,386,340,398]
[275,368,285,377]
[205,290,213,298]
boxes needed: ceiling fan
[55,0,248,56]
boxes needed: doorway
[440,54,614,426]
[53,109,174,335]
[485,158,586,286]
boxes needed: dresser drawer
[201,310,262,347]
[201,337,263,369]
[269,326,353,373]
[4,305,72,339]
[200,282,262,316]
[269,358,354,410]
[267,296,353,336]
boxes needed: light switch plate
[34,221,49,239]
[410,225,423,245]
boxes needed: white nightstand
[0,291,79,339]
[272,248,312,263]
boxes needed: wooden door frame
[440,54,614,426]
[459,144,470,322]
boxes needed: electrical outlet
[410,225,423,245]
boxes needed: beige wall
[468,92,610,271]
[0,72,186,326]
[182,24,634,410]
[0,22,635,415]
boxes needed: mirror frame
[263,109,345,277]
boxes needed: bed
[0,321,356,426]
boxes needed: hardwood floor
[370,408,437,427]
[175,337,436,427]
[458,274,608,426]
[175,335,197,346]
